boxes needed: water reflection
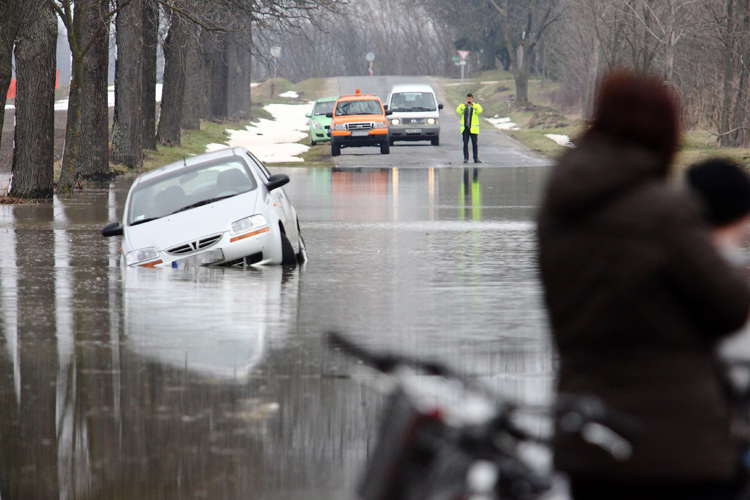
[0,164,553,499]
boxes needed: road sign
[458,50,470,61]
[366,52,375,62]
[459,60,467,66]
[451,55,461,63]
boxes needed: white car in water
[102,146,306,268]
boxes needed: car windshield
[335,99,382,116]
[127,157,258,225]
[314,101,335,115]
[389,92,437,112]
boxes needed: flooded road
[0,164,552,499]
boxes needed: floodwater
[0,165,553,500]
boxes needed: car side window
[246,151,272,180]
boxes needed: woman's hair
[590,70,680,162]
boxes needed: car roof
[315,96,338,102]
[135,147,253,184]
[388,84,436,94]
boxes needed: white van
[385,84,443,146]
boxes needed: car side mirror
[266,173,290,192]
[438,103,444,110]
[385,109,393,116]
[326,112,333,118]
[305,113,311,118]
[102,221,124,237]
[383,104,388,110]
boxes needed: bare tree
[111,0,143,168]
[142,0,159,150]
[0,1,21,159]
[10,0,57,198]
[157,11,189,146]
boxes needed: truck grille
[167,234,222,255]
[346,122,374,130]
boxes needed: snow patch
[487,116,519,131]
[279,90,299,98]
[205,102,313,163]
[545,134,574,148]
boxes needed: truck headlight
[126,247,160,265]
[332,123,347,131]
[427,118,438,125]
[373,121,388,129]
[231,214,268,235]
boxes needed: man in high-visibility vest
[456,93,483,164]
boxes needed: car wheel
[295,218,307,264]
[431,137,439,146]
[311,138,317,146]
[280,231,297,266]
[331,141,341,156]
[380,141,390,154]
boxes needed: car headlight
[332,123,347,131]
[373,121,388,129]
[231,214,268,235]
[126,247,160,265]
[427,118,438,125]
[391,118,400,125]
[312,120,323,130]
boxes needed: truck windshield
[335,99,383,116]
[389,92,437,112]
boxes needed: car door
[245,151,297,242]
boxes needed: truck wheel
[331,141,341,156]
[380,141,390,154]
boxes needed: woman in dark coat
[537,71,750,499]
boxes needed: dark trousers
[462,129,478,160]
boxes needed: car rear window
[127,157,257,225]
[335,99,383,116]
[389,92,437,112]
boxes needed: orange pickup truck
[327,90,392,156]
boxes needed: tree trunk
[10,0,56,198]
[730,0,750,146]
[583,36,601,121]
[181,25,202,130]
[78,0,111,182]
[111,0,143,168]
[720,0,736,147]
[226,40,251,120]
[481,27,498,71]
[142,0,158,151]
[0,2,19,161]
[157,13,189,146]
[210,35,229,121]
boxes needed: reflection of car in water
[327,90,392,156]
[102,146,306,268]
[123,266,299,380]
[306,97,337,146]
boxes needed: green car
[306,97,337,146]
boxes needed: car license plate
[174,249,224,268]
[406,128,422,134]
[351,130,369,137]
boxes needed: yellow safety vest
[456,103,483,134]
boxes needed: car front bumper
[388,124,440,141]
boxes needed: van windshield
[389,92,437,112]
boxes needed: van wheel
[380,141,390,154]
[431,137,439,146]
[389,138,394,146]
[331,141,341,156]
[280,231,297,266]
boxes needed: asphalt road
[331,75,552,169]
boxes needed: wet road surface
[0,86,556,499]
